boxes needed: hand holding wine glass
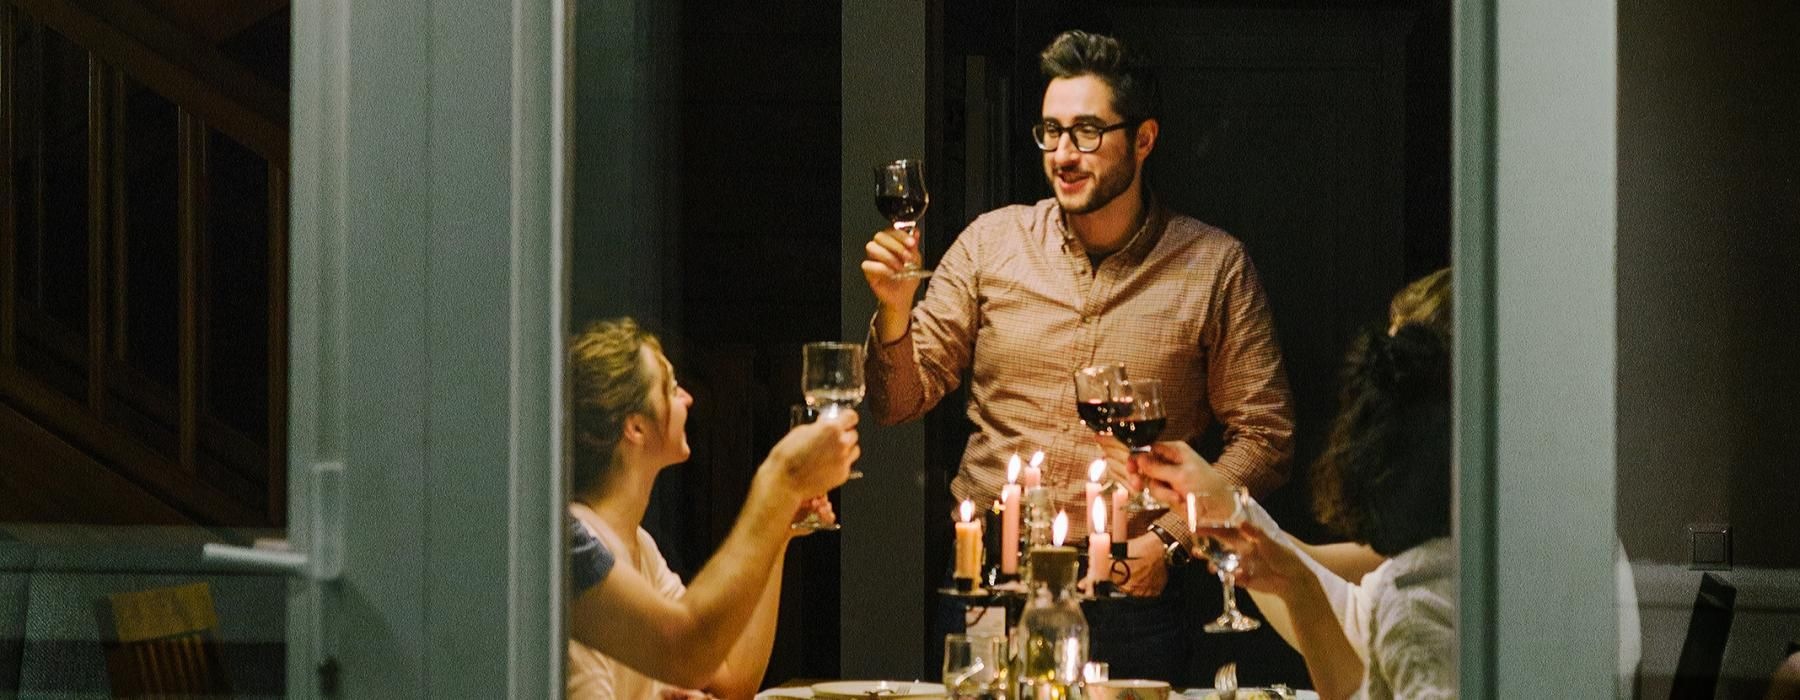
[872,159,932,280]
[1130,440,1230,509]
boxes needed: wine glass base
[1203,610,1263,633]
[892,268,934,280]
[791,519,842,533]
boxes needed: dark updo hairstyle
[1311,323,1452,557]
[1039,30,1161,125]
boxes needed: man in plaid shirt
[862,30,1296,683]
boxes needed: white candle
[1087,497,1111,586]
[1186,492,1198,532]
[1001,459,1022,574]
[955,499,983,581]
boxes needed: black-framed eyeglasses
[1032,119,1139,153]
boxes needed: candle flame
[1088,458,1106,483]
[1091,496,1107,534]
[1030,451,1046,469]
[960,499,975,523]
[1006,454,1021,484]
[1053,511,1069,546]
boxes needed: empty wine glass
[942,634,1004,699]
[1195,486,1261,633]
[874,159,932,279]
[803,342,865,419]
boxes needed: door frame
[1454,0,1618,697]
[288,0,569,695]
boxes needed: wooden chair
[103,582,231,698]
[1669,572,1736,700]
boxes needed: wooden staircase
[0,0,288,526]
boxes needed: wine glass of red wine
[874,159,932,279]
[1114,378,1170,517]
[1112,378,1165,454]
[1074,362,1130,434]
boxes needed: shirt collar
[1053,190,1168,265]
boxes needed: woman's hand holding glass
[788,495,837,537]
[765,410,860,502]
[1128,440,1230,508]
[1192,520,1311,601]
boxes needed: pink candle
[1019,452,1042,489]
[1111,486,1128,540]
[1084,459,1106,526]
[1001,459,1022,574]
[1087,497,1111,586]
[1186,492,1197,532]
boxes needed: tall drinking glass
[1195,486,1261,632]
[874,159,932,279]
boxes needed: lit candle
[1001,459,1022,574]
[1186,492,1197,532]
[1084,459,1106,525]
[1111,485,1128,540]
[1087,497,1111,586]
[1020,452,1042,489]
[955,499,983,582]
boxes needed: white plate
[755,688,812,699]
[1182,689,1318,700]
[811,680,948,698]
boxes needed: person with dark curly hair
[1189,324,1452,699]
[1131,268,1455,697]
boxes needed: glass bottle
[1010,547,1088,700]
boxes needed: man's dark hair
[1039,30,1160,123]
[1311,323,1452,557]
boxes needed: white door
[241,0,569,695]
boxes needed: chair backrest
[1669,572,1736,700]
[104,582,231,698]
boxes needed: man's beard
[1049,151,1138,215]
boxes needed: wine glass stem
[1219,569,1239,613]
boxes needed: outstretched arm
[568,416,858,688]
[1202,521,1364,700]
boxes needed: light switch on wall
[1688,523,1731,570]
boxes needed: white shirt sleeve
[1242,496,1373,663]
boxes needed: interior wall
[570,0,845,686]
[1617,2,1800,697]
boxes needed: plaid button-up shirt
[867,197,1294,543]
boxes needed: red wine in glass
[1111,417,1166,450]
[1077,399,1112,433]
[877,193,927,223]
[874,159,932,279]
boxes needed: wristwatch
[1148,523,1192,568]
